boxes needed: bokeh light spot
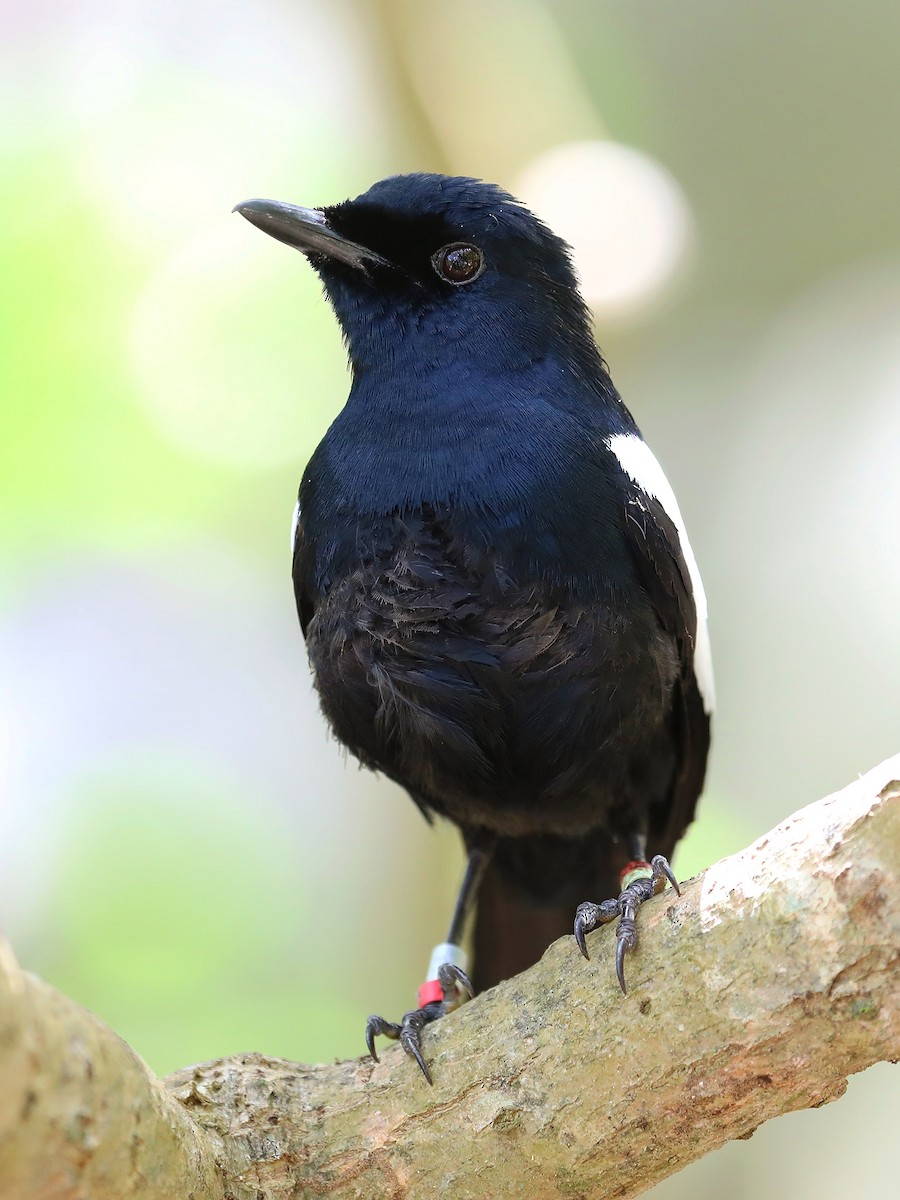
[515,140,693,319]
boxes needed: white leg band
[426,941,468,980]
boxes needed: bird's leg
[573,834,681,994]
[365,844,489,1083]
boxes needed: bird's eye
[431,243,484,285]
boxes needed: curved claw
[401,1029,433,1086]
[615,936,628,994]
[652,854,681,897]
[573,899,617,962]
[438,961,474,1000]
[365,1014,402,1064]
[574,912,590,960]
[365,1017,380,1063]
[615,916,640,994]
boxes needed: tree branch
[2,758,898,1200]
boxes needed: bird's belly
[304,555,680,839]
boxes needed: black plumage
[236,173,712,1078]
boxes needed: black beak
[233,198,390,272]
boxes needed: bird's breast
[298,507,680,838]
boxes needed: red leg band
[417,979,443,1008]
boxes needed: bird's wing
[606,433,713,854]
[291,498,317,636]
[290,499,301,556]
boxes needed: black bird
[235,174,713,1083]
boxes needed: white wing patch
[290,500,301,554]
[607,433,715,714]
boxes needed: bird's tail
[470,862,570,991]
[468,835,624,993]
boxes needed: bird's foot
[365,955,473,1085]
[574,855,680,993]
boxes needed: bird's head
[235,173,601,377]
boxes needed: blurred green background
[1,1,897,1195]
